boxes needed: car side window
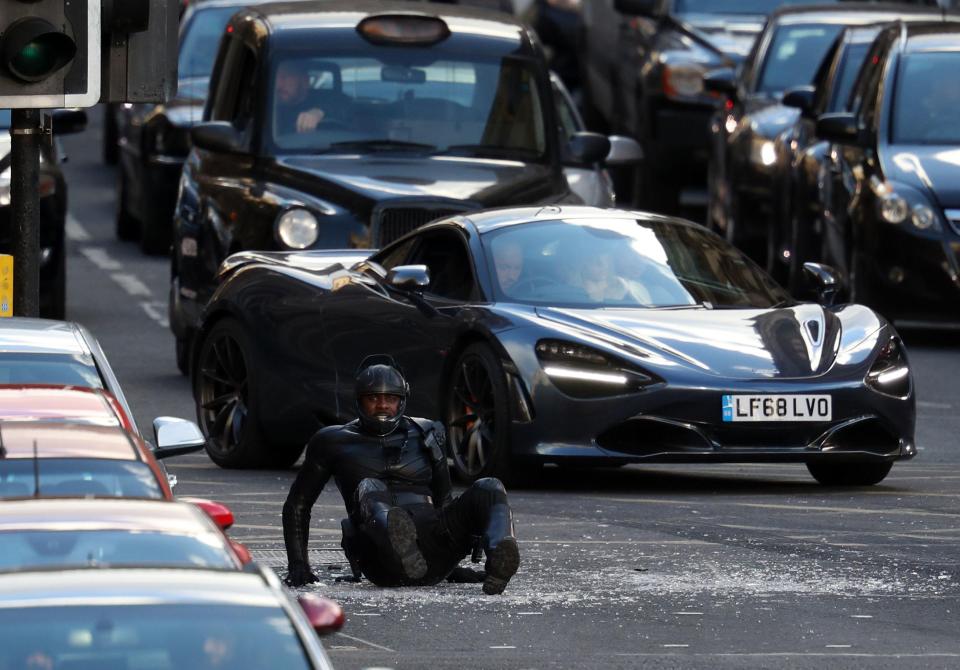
[408,230,476,302]
[848,39,887,130]
[209,37,257,134]
[374,238,418,272]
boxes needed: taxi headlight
[911,203,936,231]
[663,63,706,99]
[879,194,909,224]
[276,209,318,249]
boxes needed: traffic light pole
[11,109,41,317]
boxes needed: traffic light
[0,0,100,108]
[102,0,178,103]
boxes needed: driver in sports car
[282,357,521,595]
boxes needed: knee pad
[356,477,389,499]
[471,477,507,504]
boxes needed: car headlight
[874,180,941,232]
[865,336,910,398]
[662,63,706,99]
[535,339,658,398]
[275,208,319,249]
[749,137,778,168]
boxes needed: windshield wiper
[324,139,437,153]
[437,144,539,159]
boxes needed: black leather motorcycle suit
[282,416,516,588]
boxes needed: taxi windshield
[757,23,845,94]
[483,219,789,308]
[267,49,546,160]
[892,51,960,145]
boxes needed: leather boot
[482,503,520,595]
[366,501,427,581]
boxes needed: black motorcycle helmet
[354,355,409,436]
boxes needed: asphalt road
[56,106,960,669]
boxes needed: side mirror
[387,264,430,291]
[614,0,657,16]
[703,68,737,97]
[153,417,206,459]
[190,121,244,154]
[567,131,611,166]
[50,108,87,135]
[815,112,861,145]
[802,262,843,306]
[182,497,235,531]
[298,595,345,636]
[782,86,815,115]
[605,135,644,166]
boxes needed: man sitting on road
[282,356,520,595]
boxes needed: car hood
[884,145,960,208]
[274,155,560,205]
[675,12,765,60]
[535,303,883,379]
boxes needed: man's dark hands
[284,563,320,587]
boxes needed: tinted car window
[483,219,789,308]
[0,353,103,387]
[757,24,844,94]
[675,0,834,13]
[0,604,311,670]
[0,460,164,499]
[0,530,236,571]
[828,42,871,113]
[892,52,960,144]
[178,6,239,80]
[268,52,546,159]
[409,231,475,301]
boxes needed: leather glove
[284,563,319,587]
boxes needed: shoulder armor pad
[410,417,446,462]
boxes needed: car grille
[371,203,471,247]
[944,209,960,236]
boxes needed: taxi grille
[371,203,471,247]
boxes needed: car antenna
[32,439,40,497]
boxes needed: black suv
[169,0,615,373]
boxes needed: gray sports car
[191,206,916,485]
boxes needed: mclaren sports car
[190,206,916,485]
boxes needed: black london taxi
[168,1,615,373]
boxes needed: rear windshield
[0,459,164,499]
[0,604,310,669]
[179,5,240,81]
[892,51,960,144]
[0,353,102,387]
[757,23,845,94]
[0,529,236,572]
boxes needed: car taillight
[298,594,345,636]
[183,497,235,530]
[230,539,252,564]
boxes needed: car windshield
[757,24,845,94]
[0,604,311,669]
[268,50,546,159]
[178,5,239,81]
[674,0,833,14]
[0,353,103,387]
[483,218,789,308]
[892,51,960,144]
[828,42,871,112]
[0,459,164,499]
[0,529,236,572]
[0,111,9,129]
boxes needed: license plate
[722,394,831,422]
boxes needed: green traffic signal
[1,17,76,83]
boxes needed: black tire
[175,334,191,377]
[446,343,513,484]
[42,246,66,320]
[103,105,119,165]
[115,168,138,242]
[195,318,269,468]
[806,461,892,486]
[140,206,172,255]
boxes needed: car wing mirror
[191,121,244,154]
[298,594,345,636]
[605,135,644,166]
[703,68,737,97]
[815,112,861,146]
[50,108,87,135]
[782,85,815,117]
[153,417,206,459]
[387,264,430,292]
[567,131,611,166]
[802,262,844,306]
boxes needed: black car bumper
[648,101,715,176]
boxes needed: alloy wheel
[197,332,251,461]
[448,353,497,479]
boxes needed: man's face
[276,65,307,104]
[496,246,523,290]
[359,393,402,421]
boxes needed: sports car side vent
[819,418,899,456]
[597,418,713,455]
[371,202,474,246]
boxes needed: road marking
[79,247,122,270]
[140,300,169,328]
[517,612,542,616]
[599,497,960,520]
[490,646,516,650]
[335,632,394,653]
[525,540,712,545]
[65,214,91,241]
[851,615,873,619]
[351,613,381,617]
[616,653,960,658]
[663,644,689,648]
[111,272,152,297]
[918,401,952,409]
[672,612,703,616]
[826,645,852,649]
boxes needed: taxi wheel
[195,318,266,468]
[446,343,512,484]
[115,168,138,241]
[806,461,892,486]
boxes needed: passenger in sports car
[493,240,525,293]
[282,357,521,595]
